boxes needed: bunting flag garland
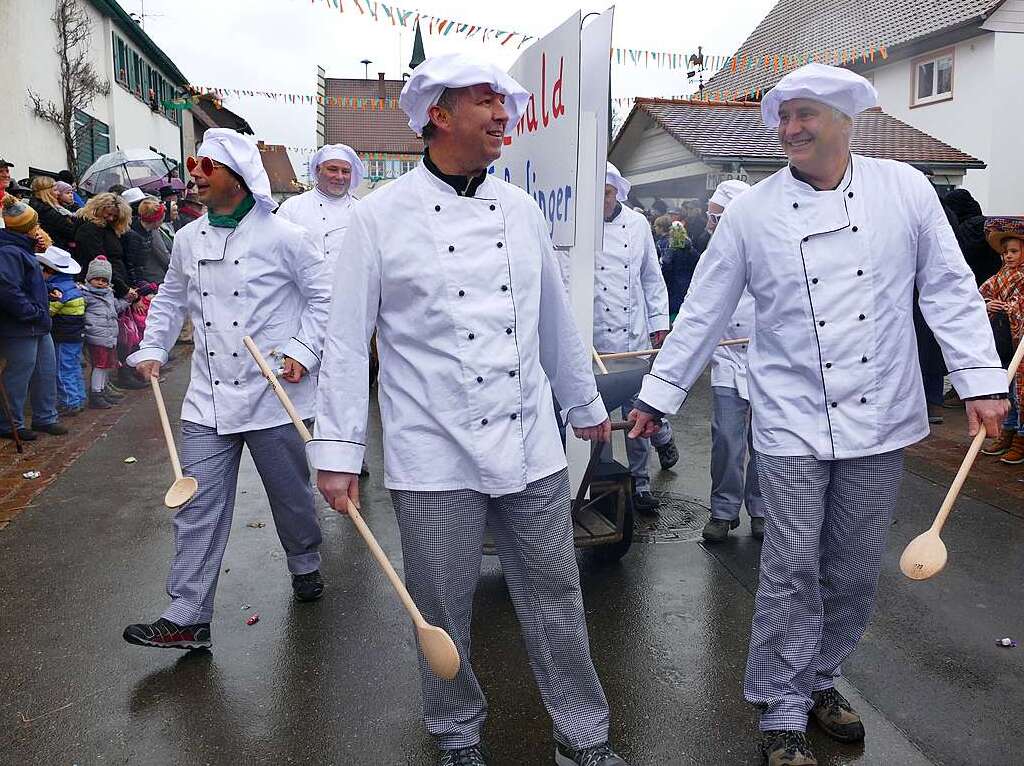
[298,0,886,69]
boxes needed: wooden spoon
[901,335,1024,580]
[242,336,460,679]
[150,376,198,509]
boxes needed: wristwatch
[963,393,1009,400]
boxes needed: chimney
[377,72,386,100]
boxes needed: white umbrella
[79,149,178,195]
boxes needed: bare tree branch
[26,0,110,179]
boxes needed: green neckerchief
[207,194,255,229]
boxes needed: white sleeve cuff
[648,314,670,333]
[638,372,689,414]
[562,394,609,428]
[282,337,321,374]
[949,367,1009,399]
[126,345,169,366]
[306,439,365,474]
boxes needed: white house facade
[704,0,1024,215]
[0,0,188,180]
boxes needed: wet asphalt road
[1,359,1022,766]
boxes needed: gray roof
[706,0,1004,97]
[614,98,984,169]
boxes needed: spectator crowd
[0,157,205,442]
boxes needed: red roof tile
[257,142,303,194]
[622,98,984,168]
[705,0,1003,97]
[323,77,423,156]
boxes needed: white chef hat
[120,187,146,205]
[605,162,631,202]
[761,63,878,129]
[709,179,750,209]
[309,143,365,190]
[399,52,531,136]
[36,245,81,275]
[196,128,277,212]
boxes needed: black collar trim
[423,149,487,198]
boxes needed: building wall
[865,33,1019,213]
[0,0,111,175]
[0,0,183,182]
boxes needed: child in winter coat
[82,256,137,409]
[36,246,87,415]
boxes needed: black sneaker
[57,405,81,417]
[123,617,211,649]
[292,570,325,602]
[103,385,126,401]
[655,439,679,470]
[116,372,149,390]
[633,491,660,514]
[555,741,628,765]
[760,730,816,765]
[1,428,37,441]
[439,745,489,765]
[30,421,68,436]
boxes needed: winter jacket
[28,197,80,251]
[656,234,700,316]
[0,229,51,338]
[73,219,130,297]
[122,219,170,284]
[81,283,128,348]
[45,272,86,343]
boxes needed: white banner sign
[490,12,581,247]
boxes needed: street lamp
[360,59,373,79]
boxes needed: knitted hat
[54,181,73,195]
[86,255,113,282]
[1,193,39,233]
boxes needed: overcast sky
[118,0,776,173]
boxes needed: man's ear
[426,103,449,132]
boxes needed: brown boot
[982,429,1017,456]
[1000,434,1024,465]
[811,687,865,742]
[760,731,817,765]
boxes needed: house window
[110,32,180,125]
[366,159,388,179]
[74,110,110,177]
[398,159,417,176]
[913,49,954,106]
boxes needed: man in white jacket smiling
[123,129,332,651]
[629,64,1009,766]
[311,53,628,766]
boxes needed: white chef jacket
[639,154,1005,460]
[276,187,358,274]
[593,204,670,353]
[308,163,608,495]
[127,208,332,435]
[711,291,754,400]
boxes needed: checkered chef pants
[161,420,322,626]
[390,469,610,750]
[744,450,904,731]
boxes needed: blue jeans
[54,341,86,409]
[1005,381,1023,433]
[0,334,59,431]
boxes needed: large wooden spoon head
[164,476,199,509]
[416,622,460,680]
[900,529,948,580]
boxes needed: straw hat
[984,216,1024,252]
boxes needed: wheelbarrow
[483,358,650,563]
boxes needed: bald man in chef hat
[277,143,365,275]
[630,63,1008,765]
[311,53,628,766]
